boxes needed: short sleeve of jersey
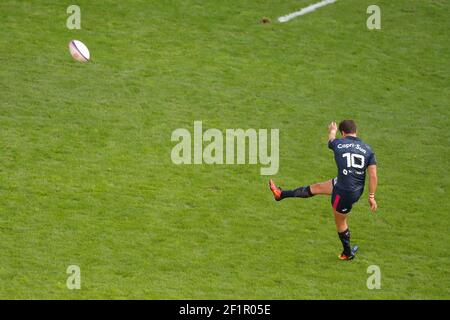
[328,139,338,150]
[368,152,377,166]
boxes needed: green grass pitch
[0,0,449,299]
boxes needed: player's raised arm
[368,165,378,212]
[328,121,337,142]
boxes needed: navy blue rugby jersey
[328,136,376,192]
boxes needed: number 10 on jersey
[342,153,365,169]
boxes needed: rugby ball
[69,40,90,62]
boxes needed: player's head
[338,120,357,136]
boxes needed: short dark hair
[338,120,357,134]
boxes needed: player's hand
[368,197,377,212]
[328,121,337,133]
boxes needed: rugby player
[269,120,378,260]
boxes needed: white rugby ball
[69,40,90,62]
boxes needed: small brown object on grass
[261,17,271,24]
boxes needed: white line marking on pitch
[278,0,338,23]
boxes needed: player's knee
[333,213,347,228]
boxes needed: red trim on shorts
[333,194,341,210]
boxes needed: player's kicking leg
[268,179,333,201]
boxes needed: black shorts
[331,178,363,214]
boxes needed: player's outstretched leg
[269,179,332,201]
[268,179,313,201]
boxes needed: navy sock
[281,186,314,199]
[338,228,352,256]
